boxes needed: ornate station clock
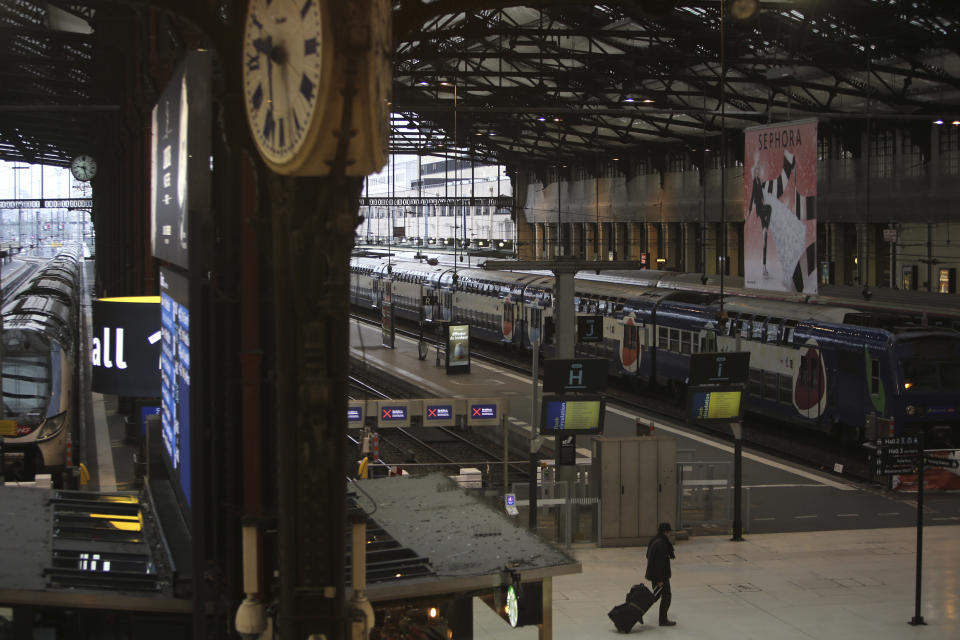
[70,154,98,181]
[242,0,390,176]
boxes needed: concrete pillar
[683,223,699,273]
[726,222,742,277]
[533,223,544,259]
[516,215,536,260]
[585,223,597,261]
[661,222,681,270]
[554,269,576,359]
[828,222,845,285]
[703,222,718,275]
[646,223,661,268]
[857,223,880,287]
[572,224,584,258]
[628,222,645,261]
[615,222,628,261]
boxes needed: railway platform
[472,524,960,639]
[351,318,960,639]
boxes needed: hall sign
[91,297,162,397]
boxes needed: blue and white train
[1,249,81,479]
[351,254,960,446]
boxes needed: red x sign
[382,409,392,419]
[472,407,482,417]
[427,408,438,417]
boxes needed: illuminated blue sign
[425,404,454,421]
[380,405,407,421]
[470,403,497,420]
[347,407,363,422]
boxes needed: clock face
[243,0,325,167]
[71,154,97,181]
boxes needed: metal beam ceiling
[0,1,959,172]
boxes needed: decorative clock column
[271,172,363,639]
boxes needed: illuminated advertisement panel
[160,267,192,507]
[446,324,470,374]
[91,297,162,397]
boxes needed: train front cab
[1,326,72,479]
[890,330,960,447]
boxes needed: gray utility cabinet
[592,436,676,547]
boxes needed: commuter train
[351,254,960,446]
[1,249,82,479]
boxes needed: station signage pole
[909,429,926,627]
[529,337,539,532]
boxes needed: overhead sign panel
[542,358,608,393]
[689,352,750,386]
[378,402,410,428]
[577,315,603,342]
[424,401,455,425]
[468,400,500,426]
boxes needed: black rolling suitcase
[608,602,644,633]
[607,584,661,633]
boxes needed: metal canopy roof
[1,1,959,171]
[391,0,960,167]
[0,0,109,167]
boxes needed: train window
[763,371,777,399]
[752,317,767,340]
[749,368,763,396]
[680,331,692,354]
[870,359,881,395]
[767,318,783,343]
[783,325,795,344]
[658,326,668,348]
[669,328,680,352]
[779,374,792,404]
[700,331,716,352]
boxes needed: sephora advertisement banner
[743,119,818,294]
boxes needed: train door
[501,295,515,343]
[699,327,717,352]
[372,277,381,308]
[438,289,453,322]
[620,316,639,374]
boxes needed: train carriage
[351,253,960,446]
[1,249,81,480]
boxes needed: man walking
[645,522,676,626]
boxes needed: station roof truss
[1,1,960,173]
[391,1,960,169]
[0,0,112,167]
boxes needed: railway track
[347,368,531,489]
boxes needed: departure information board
[688,387,743,422]
[540,395,605,434]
